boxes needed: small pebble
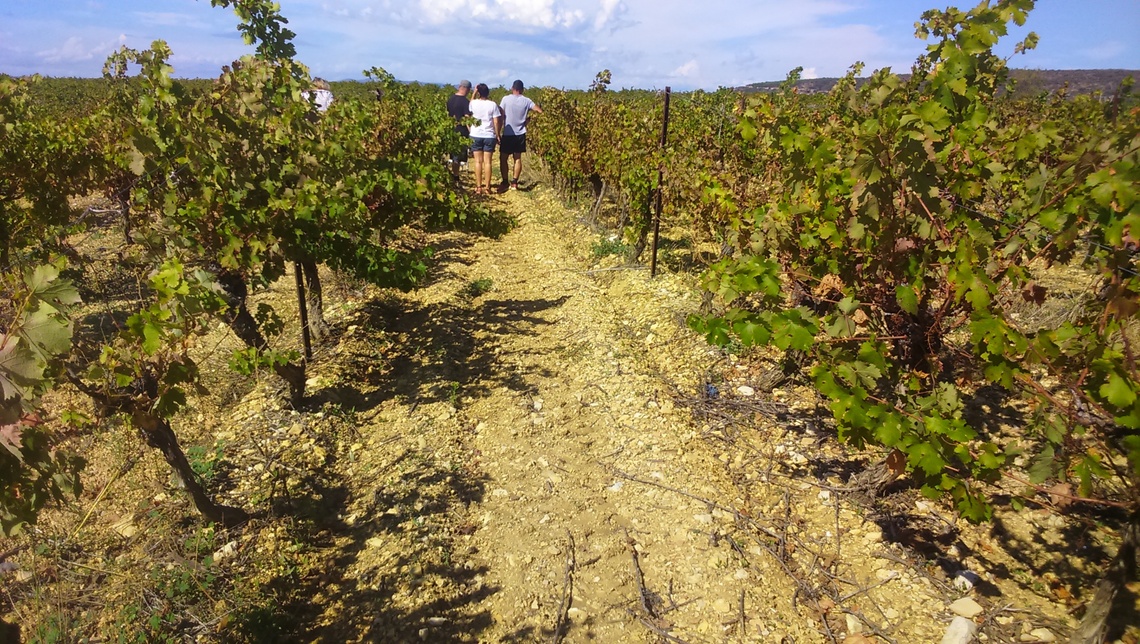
[940,616,978,644]
[949,597,984,619]
[1024,628,1056,642]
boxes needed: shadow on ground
[217,219,578,641]
[218,398,497,642]
[311,284,570,414]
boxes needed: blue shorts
[471,137,497,152]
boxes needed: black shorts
[500,134,526,155]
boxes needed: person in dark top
[447,80,472,181]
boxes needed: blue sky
[1,0,1137,90]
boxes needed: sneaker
[510,180,519,191]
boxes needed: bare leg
[499,151,510,188]
[511,153,523,182]
[472,151,484,193]
[481,151,494,192]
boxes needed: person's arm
[523,102,541,128]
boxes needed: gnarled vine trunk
[630,194,653,263]
[1071,510,1140,644]
[69,370,247,528]
[216,270,306,406]
[300,258,329,343]
[132,410,247,527]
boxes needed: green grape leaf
[852,361,881,388]
[0,338,42,400]
[908,442,945,476]
[154,387,187,418]
[1099,374,1137,409]
[826,315,856,339]
[915,100,950,130]
[1027,444,1056,484]
[689,315,731,347]
[17,303,73,363]
[896,285,919,315]
[142,323,162,355]
[27,268,80,307]
[733,318,770,347]
[956,489,993,522]
[875,414,903,446]
[740,118,757,142]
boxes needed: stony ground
[269,183,1096,643]
[5,178,1137,643]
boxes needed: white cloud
[801,67,819,79]
[38,33,127,64]
[322,2,351,18]
[672,59,699,77]
[415,0,587,30]
[535,53,571,67]
[594,0,623,30]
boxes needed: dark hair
[475,83,490,99]
[511,79,524,92]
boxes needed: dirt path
[283,183,1080,643]
[440,189,813,642]
[302,187,819,642]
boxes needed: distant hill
[738,69,1138,97]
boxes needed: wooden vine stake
[294,261,313,361]
[649,86,671,278]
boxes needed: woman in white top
[467,83,502,195]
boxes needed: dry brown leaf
[885,449,907,476]
[1047,482,1074,509]
[1054,585,1074,604]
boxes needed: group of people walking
[448,79,543,195]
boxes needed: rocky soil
[278,184,1106,642]
[4,179,1137,643]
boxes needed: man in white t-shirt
[498,79,542,191]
